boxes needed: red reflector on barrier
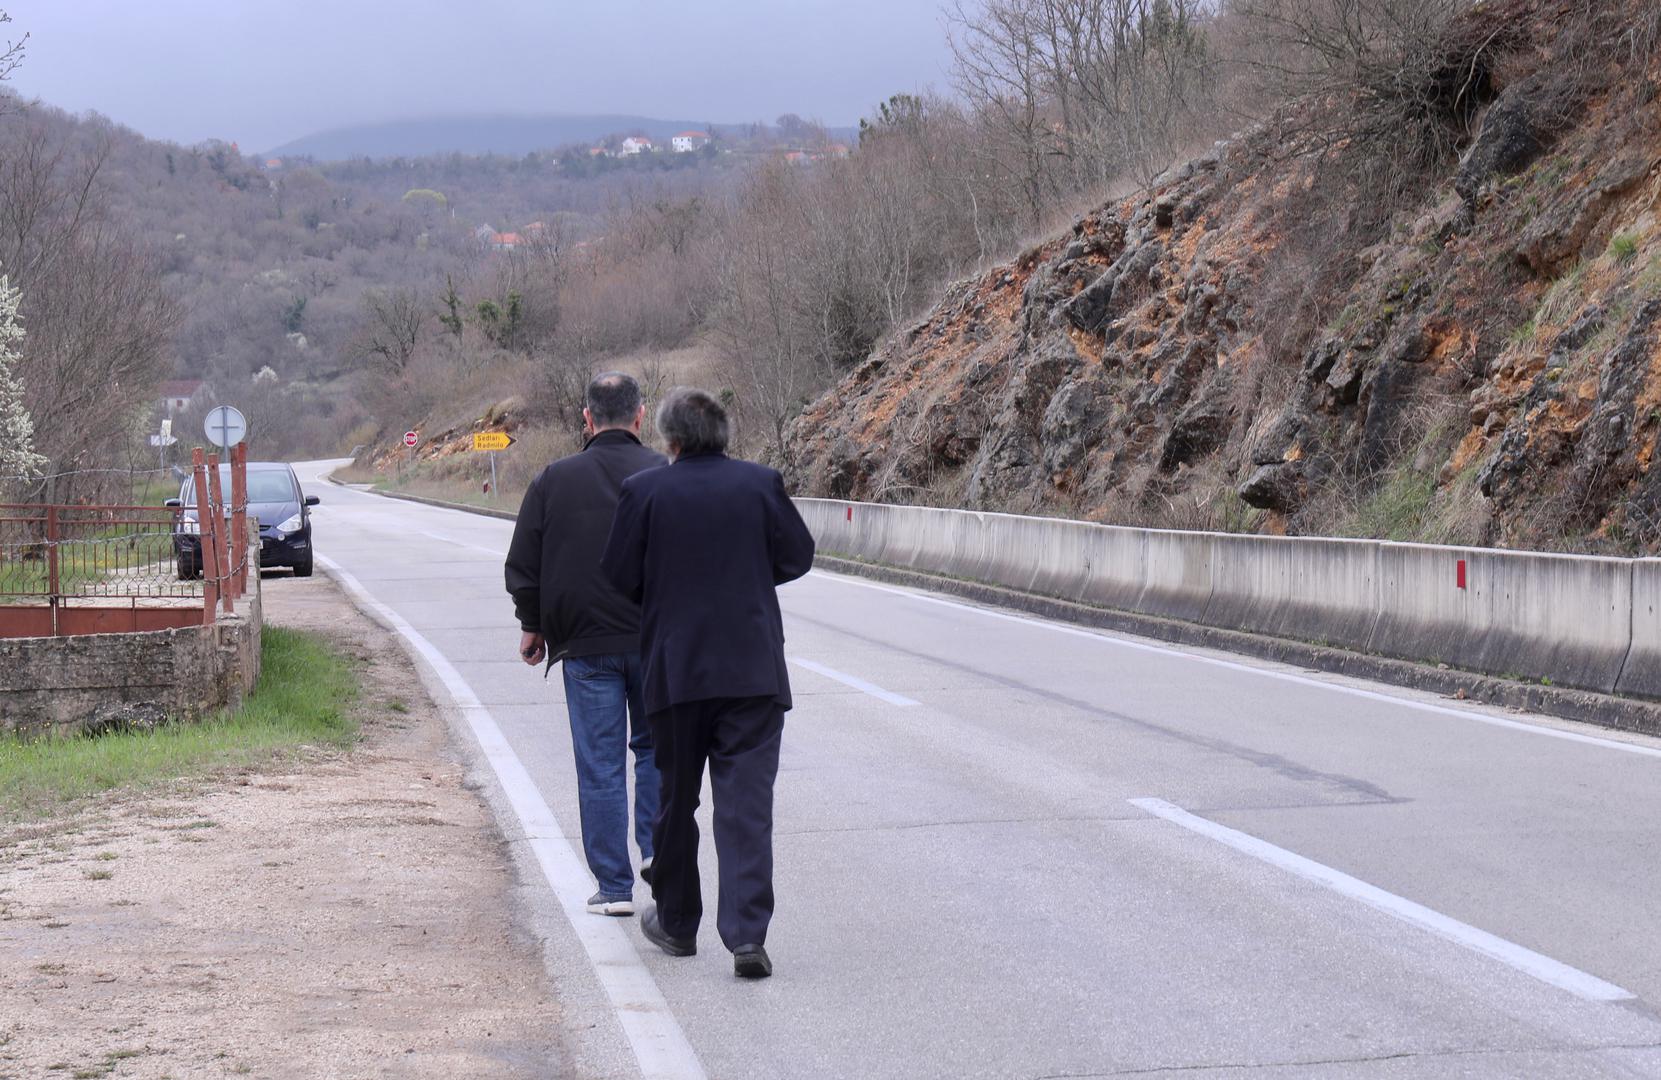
[846,506,852,522]
[1457,559,1467,590]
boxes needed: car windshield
[181,467,297,505]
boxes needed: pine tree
[0,270,44,479]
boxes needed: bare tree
[1231,0,1480,190]
[711,165,826,458]
[949,0,1217,198]
[948,0,1059,226]
[355,288,428,376]
[0,110,177,501]
[0,9,25,103]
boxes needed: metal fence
[0,444,253,638]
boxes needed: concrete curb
[813,555,1661,738]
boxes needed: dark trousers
[648,696,784,951]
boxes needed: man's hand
[519,631,546,666]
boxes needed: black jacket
[599,451,816,716]
[504,430,667,661]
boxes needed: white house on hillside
[619,136,655,155]
[671,131,710,153]
[158,379,203,415]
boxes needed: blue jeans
[561,652,659,899]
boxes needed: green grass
[1340,467,1438,542]
[0,626,358,819]
[1638,253,1661,294]
[1610,232,1640,265]
[1535,261,1587,327]
[130,472,179,506]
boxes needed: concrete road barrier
[1203,534,1380,648]
[1618,560,1661,698]
[1370,544,1633,694]
[798,498,1657,701]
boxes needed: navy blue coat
[599,451,816,717]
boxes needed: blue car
[166,461,320,579]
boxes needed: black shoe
[640,906,695,957]
[733,944,772,979]
[641,857,654,888]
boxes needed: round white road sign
[204,405,248,448]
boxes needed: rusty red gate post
[46,504,59,636]
[230,441,248,599]
[206,451,232,617]
[192,448,218,625]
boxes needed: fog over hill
[266,114,729,160]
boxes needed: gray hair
[586,372,641,429]
[656,387,730,456]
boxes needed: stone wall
[0,590,263,739]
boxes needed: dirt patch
[0,575,568,1079]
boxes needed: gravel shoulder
[0,574,569,1080]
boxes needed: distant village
[586,130,850,164]
[256,126,854,177]
[250,127,855,253]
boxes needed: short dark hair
[586,372,641,429]
[656,387,730,456]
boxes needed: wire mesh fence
[0,504,202,604]
[0,445,255,637]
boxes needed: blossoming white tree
[0,269,44,479]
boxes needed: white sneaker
[587,892,634,916]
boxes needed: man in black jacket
[600,387,815,979]
[505,373,666,917]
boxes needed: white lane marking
[1128,797,1634,1003]
[420,529,508,558]
[813,571,1661,761]
[319,555,706,1080]
[787,656,920,707]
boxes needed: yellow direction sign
[472,431,515,451]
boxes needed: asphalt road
[295,460,1661,1080]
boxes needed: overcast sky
[2,0,957,151]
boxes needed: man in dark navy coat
[599,387,815,979]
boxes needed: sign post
[471,432,515,499]
[150,418,177,472]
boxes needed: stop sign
[403,430,418,448]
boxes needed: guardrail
[796,499,1661,702]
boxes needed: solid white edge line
[317,554,707,1080]
[810,570,1661,761]
[1128,797,1634,1003]
[787,656,920,707]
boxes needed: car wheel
[177,552,199,581]
[293,556,314,578]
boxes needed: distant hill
[266,114,727,160]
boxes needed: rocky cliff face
[786,0,1661,552]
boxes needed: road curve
[295,460,1661,1080]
